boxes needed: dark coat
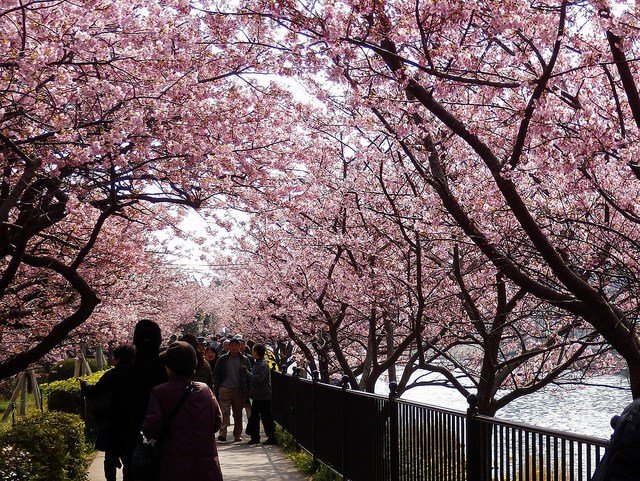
[248,358,271,401]
[213,353,250,397]
[142,377,223,481]
[193,359,214,389]
[109,352,168,454]
[83,365,128,451]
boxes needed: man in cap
[213,337,251,442]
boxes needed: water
[376,372,632,440]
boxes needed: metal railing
[271,370,609,481]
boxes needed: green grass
[275,426,341,481]
[0,392,41,426]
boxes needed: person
[197,336,208,355]
[245,344,277,445]
[213,337,250,442]
[235,336,253,419]
[180,333,214,389]
[219,339,230,355]
[205,344,219,380]
[82,344,136,481]
[142,341,223,481]
[591,397,640,481]
[110,319,168,481]
[237,337,255,368]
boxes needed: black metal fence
[271,370,609,481]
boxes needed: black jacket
[109,352,168,453]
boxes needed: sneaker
[262,438,277,445]
[217,435,227,442]
[234,437,243,442]
[246,438,260,445]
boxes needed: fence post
[389,381,399,481]
[312,370,319,469]
[293,367,300,448]
[466,394,480,481]
[341,374,350,480]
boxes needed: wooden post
[1,372,26,421]
[28,369,43,411]
[19,376,27,415]
[80,352,92,376]
[96,346,104,371]
[96,346,108,370]
[102,349,109,369]
[73,357,81,378]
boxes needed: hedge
[40,370,106,414]
[40,370,107,441]
[0,443,32,481]
[0,411,87,481]
[47,358,99,383]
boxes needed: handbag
[131,382,195,481]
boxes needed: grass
[276,426,341,481]
[0,392,41,426]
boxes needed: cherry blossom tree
[222,114,616,413]
[219,0,640,398]
[0,0,297,379]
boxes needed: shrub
[40,370,107,442]
[0,444,34,481]
[47,358,99,382]
[41,377,84,415]
[0,411,87,481]
[40,370,106,414]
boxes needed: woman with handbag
[142,341,224,481]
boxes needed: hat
[229,338,240,345]
[197,336,206,344]
[160,341,197,376]
[207,342,219,351]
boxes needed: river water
[376,373,632,440]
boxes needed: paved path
[87,434,307,481]
[217,438,307,480]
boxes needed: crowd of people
[83,320,276,481]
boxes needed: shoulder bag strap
[157,381,194,443]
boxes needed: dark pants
[120,450,133,481]
[246,399,275,440]
[104,449,121,481]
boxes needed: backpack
[591,398,640,481]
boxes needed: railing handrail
[474,413,609,446]
[273,370,612,481]
[275,371,609,445]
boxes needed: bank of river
[379,373,631,440]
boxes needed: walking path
[87,433,307,481]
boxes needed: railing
[271,371,609,481]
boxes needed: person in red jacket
[143,341,224,481]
